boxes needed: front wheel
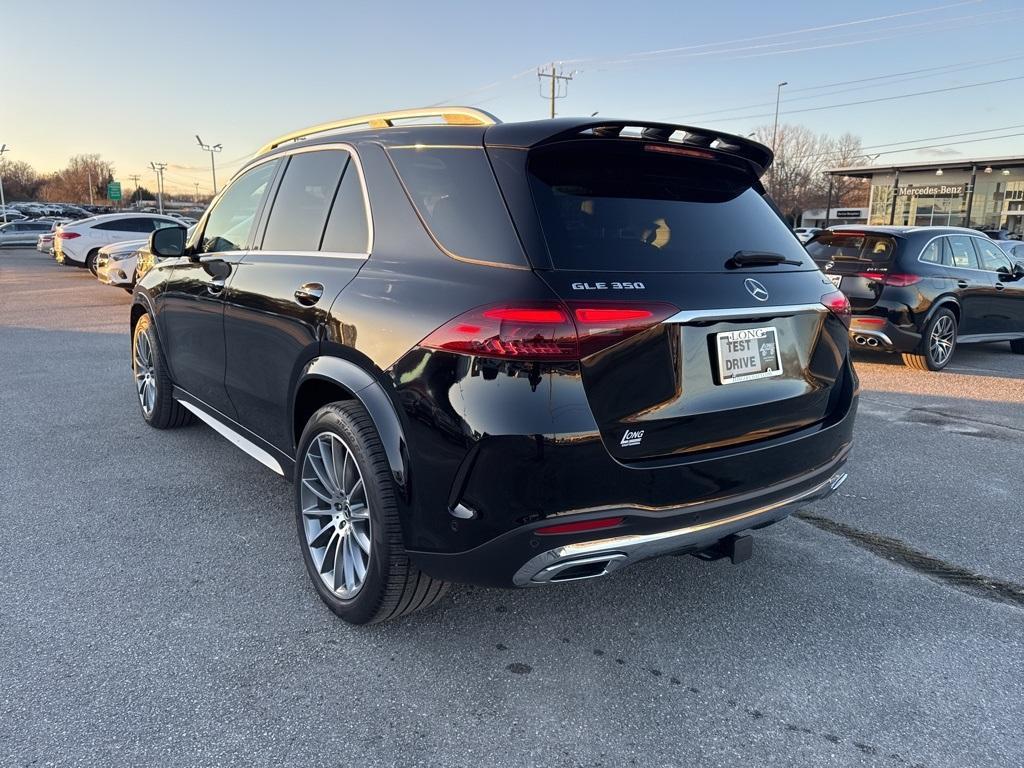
[132,314,193,428]
[295,402,448,625]
[902,308,957,371]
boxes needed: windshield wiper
[727,250,804,268]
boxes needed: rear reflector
[420,301,678,361]
[855,317,886,326]
[536,516,625,536]
[820,290,852,328]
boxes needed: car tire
[1010,339,1024,355]
[295,401,449,625]
[86,249,100,275]
[131,314,193,428]
[902,308,957,371]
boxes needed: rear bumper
[849,316,920,352]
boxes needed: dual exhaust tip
[854,335,881,347]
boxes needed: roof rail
[254,107,500,157]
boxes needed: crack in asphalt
[796,512,1024,609]
[861,394,1024,435]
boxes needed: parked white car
[37,231,56,255]
[53,213,183,271]
[95,224,194,289]
[793,227,822,244]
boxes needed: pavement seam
[861,394,1024,434]
[795,512,1024,609]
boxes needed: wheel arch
[292,357,410,494]
[129,296,155,363]
[925,296,960,326]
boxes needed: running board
[176,399,285,476]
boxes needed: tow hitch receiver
[694,534,754,565]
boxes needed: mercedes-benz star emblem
[744,278,769,302]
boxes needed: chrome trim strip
[247,250,369,261]
[666,303,826,324]
[513,471,847,586]
[176,400,285,476]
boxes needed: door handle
[995,283,1005,291]
[294,282,324,306]
[207,277,226,295]
[957,280,969,289]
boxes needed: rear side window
[919,239,943,264]
[262,150,348,252]
[807,232,896,265]
[526,141,814,272]
[389,147,526,267]
[321,160,370,253]
[946,235,978,269]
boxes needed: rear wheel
[902,308,957,371]
[295,402,448,625]
[86,249,100,275]
[132,314,192,428]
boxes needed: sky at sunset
[4,0,1024,194]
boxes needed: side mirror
[1013,263,1024,280]
[150,225,186,258]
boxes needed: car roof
[827,225,985,238]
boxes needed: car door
[974,236,1024,333]
[156,159,282,417]
[223,147,370,453]
[943,234,998,336]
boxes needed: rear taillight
[420,301,678,361]
[820,290,852,328]
[57,231,80,239]
[857,271,921,287]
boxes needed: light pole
[0,144,9,223]
[771,81,788,152]
[195,135,222,195]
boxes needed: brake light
[820,290,851,328]
[420,301,678,361]
[57,231,80,239]
[644,144,717,160]
[857,271,921,287]
[536,516,624,536]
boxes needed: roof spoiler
[485,118,774,177]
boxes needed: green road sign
[107,182,122,201]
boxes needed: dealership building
[824,155,1024,234]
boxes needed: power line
[804,131,1024,163]
[687,73,1024,125]
[537,64,576,118]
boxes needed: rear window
[526,141,814,272]
[806,232,897,265]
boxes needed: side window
[975,239,1013,273]
[201,160,280,254]
[153,219,179,230]
[129,218,155,233]
[919,239,942,264]
[321,159,370,253]
[262,150,348,252]
[946,235,979,270]
[94,220,121,231]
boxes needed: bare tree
[0,159,44,201]
[754,125,870,221]
[38,155,115,203]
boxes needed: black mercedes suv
[130,108,857,624]
[808,226,1024,370]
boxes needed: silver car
[0,220,54,246]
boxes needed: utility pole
[0,144,9,223]
[193,182,200,204]
[771,81,788,152]
[149,162,167,214]
[537,63,575,119]
[195,135,222,194]
[87,169,95,206]
[128,174,142,208]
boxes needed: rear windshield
[806,232,897,265]
[526,141,814,272]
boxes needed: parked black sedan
[808,226,1024,370]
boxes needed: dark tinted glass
[806,232,896,265]
[975,238,1012,272]
[201,160,279,254]
[527,141,813,272]
[389,147,526,266]
[946,235,978,269]
[263,150,348,252]
[321,161,369,253]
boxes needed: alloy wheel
[929,315,956,367]
[133,329,157,416]
[299,432,372,599]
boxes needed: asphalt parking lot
[2,246,1022,768]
